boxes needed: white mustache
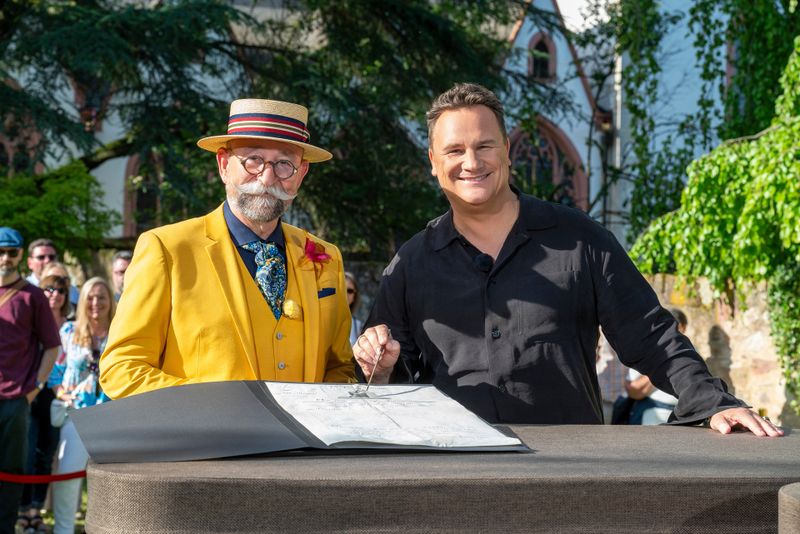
[234,181,297,201]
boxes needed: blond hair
[73,277,116,348]
[41,261,70,280]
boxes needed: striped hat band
[227,112,310,143]
[197,98,332,162]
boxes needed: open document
[266,383,521,448]
[71,381,526,463]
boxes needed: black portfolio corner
[71,381,528,463]
[71,381,311,463]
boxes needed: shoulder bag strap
[0,277,27,310]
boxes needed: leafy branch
[631,37,800,414]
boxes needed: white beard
[228,181,297,223]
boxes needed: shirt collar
[429,185,558,252]
[223,200,285,249]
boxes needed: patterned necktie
[241,241,286,319]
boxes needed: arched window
[509,117,587,210]
[528,32,557,82]
[70,77,112,133]
[0,135,34,176]
[1,78,45,176]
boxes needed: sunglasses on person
[0,248,21,258]
[33,254,57,261]
[43,286,67,296]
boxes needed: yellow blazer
[100,205,355,399]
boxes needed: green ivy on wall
[769,265,800,413]
[631,37,800,413]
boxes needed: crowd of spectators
[0,228,130,534]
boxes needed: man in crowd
[25,238,79,308]
[0,227,61,533]
[25,238,57,287]
[100,99,355,399]
[110,249,132,300]
[354,83,781,437]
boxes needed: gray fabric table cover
[780,482,800,534]
[85,425,800,534]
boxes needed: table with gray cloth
[85,425,800,534]
[780,482,800,533]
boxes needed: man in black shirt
[354,83,781,437]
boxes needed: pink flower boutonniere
[304,237,331,264]
[300,237,331,279]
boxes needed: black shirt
[367,191,745,425]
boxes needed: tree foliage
[576,0,799,242]
[0,161,119,261]
[1,0,252,247]
[615,0,690,241]
[573,0,700,239]
[631,37,800,413]
[1,0,568,260]
[691,0,800,141]
[1,0,248,163]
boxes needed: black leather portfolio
[71,381,527,463]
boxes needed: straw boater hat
[197,99,332,163]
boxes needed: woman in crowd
[48,277,115,534]
[345,272,364,346]
[40,262,79,314]
[40,274,71,330]
[18,274,72,533]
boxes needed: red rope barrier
[0,471,86,483]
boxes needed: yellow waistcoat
[235,247,306,382]
[100,204,355,399]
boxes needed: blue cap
[0,227,24,248]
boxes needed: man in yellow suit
[100,99,356,399]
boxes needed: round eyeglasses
[229,154,299,180]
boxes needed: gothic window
[70,77,112,133]
[532,40,551,79]
[1,78,44,176]
[509,118,587,210]
[0,137,33,175]
[529,33,556,82]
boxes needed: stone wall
[646,274,798,427]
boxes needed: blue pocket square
[317,287,336,298]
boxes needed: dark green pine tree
[1,0,566,260]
